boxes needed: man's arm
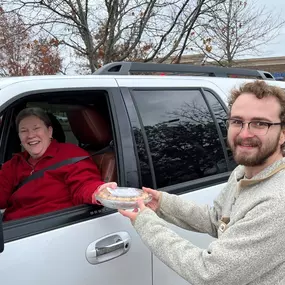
[133,200,285,285]
[156,192,221,237]
[155,170,238,237]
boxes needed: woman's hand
[143,187,162,212]
[92,182,117,203]
[97,182,117,192]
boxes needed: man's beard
[228,134,280,167]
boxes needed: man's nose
[238,124,254,138]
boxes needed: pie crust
[96,188,149,202]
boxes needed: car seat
[47,113,66,143]
[67,108,117,182]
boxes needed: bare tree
[1,0,226,73]
[193,0,285,66]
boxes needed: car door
[118,77,234,285]
[150,87,233,285]
[0,77,152,285]
[1,213,151,285]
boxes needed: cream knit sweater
[133,158,285,285]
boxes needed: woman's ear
[48,126,53,139]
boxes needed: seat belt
[13,142,114,193]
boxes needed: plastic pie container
[95,187,152,209]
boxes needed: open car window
[1,89,118,230]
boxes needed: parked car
[0,62,284,285]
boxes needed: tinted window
[133,89,228,188]
[204,91,236,170]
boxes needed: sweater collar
[235,158,285,186]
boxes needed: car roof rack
[93,61,275,80]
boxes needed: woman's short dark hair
[16,107,52,132]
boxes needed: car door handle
[95,239,125,256]
[86,231,131,265]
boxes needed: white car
[0,62,284,285]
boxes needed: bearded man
[120,80,285,285]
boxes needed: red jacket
[0,140,105,221]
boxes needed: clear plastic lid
[95,187,152,209]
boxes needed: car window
[132,89,228,188]
[203,90,237,170]
[0,91,119,240]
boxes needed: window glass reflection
[204,91,236,170]
[133,89,228,188]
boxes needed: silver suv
[0,63,284,285]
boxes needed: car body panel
[0,213,152,285]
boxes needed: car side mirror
[0,212,4,253]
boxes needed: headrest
[47,113,66,143]
[67,108,112,149]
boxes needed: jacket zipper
[23,155,53,176]
[24,159,35,176]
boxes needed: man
[119,80,285,285]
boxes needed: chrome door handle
[95,239,126,256]
[86,231,131,264]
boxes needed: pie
[96,188,149,202]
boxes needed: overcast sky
[60,0,285,74]
[258,0,285,57]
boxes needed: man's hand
[143,187,161,212]
[119,199,146,223]
[92,182,117,203]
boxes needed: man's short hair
[228,80,285,124]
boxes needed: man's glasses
[226,119,283,136]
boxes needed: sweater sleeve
[62,146,105,204]
[133,200,285,285]
[156,189,226,237]
[0,159,16,209]
[156,170,238,237]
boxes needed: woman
[0,107,117,222]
